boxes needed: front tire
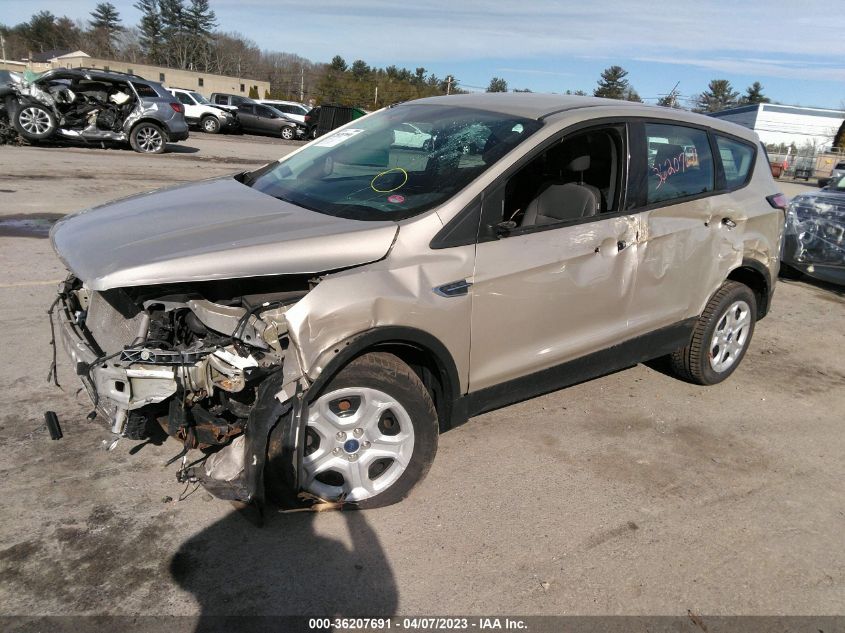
[129,122,166,154]
[266,352,438,509]
[14,103,56,140]
[280,125,295,140]
[201,115,221,134]
[670,281,756,385]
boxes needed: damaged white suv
[51,94,785,517]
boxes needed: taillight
[766,193,788,210]
[169,102,184,113]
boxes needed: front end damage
[52,275,313,517]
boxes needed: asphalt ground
[0,132,843,621]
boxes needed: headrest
[567,155,590,172]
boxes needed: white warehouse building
[709,103,844,150]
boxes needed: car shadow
[170,507,398,625]
[165,144,200,154]
[778,275,845,297]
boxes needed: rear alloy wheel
[130,122,166,154]
[201,115,221,134]
[266,352,438,508]
[670,281,756,385]
[14,103,57,141]
[280,126,295,140]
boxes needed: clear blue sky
[2,0,843,109]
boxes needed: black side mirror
[494,220,517,238]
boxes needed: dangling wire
[46,296,62,389]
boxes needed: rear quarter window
[716,136,756,188]
[132,82,160,98]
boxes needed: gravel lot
[0,133,843,619]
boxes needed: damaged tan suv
[50,93,785,517]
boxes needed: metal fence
[766,145,845,181]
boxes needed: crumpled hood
[50,176,398,290]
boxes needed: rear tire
[266,352,438,509]
[129,122,166,154]
[14,103,56,141]
[670,281,757,385]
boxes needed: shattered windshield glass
[246,104,541,221]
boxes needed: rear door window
[645,123,714,204]
[716,136,756,188]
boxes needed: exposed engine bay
[52,274,315,514]
[1,67,187,151]
[42,80,135,136]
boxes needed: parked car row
[173,89,307,139]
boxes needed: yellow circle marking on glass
[370,167,408,193]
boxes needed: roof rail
[75,67,146,80]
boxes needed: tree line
[486,66,771,113]
[0,5,778,112]
[0,2,460,106]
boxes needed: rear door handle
[617,240,628,251]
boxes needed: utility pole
[669,81,680,108]
[374,85,378,107]
[299,66,304,102]
[0,34,6,62]
[446,75,452,95]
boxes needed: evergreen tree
[248,85,259,98]
[89,2,123,57]
[624,87,642,102]
[351,59,370,79]
[594,66,630,99]
[742,81,770,105]
[486,77,508,92]
[134,0,163,63]
[330,55,347,72]
[694,79,739,113]
[833,120,845,150]
[185,0,217,36]
[22,11,61,52]
[159,0,187,34]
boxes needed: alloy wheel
[136,126,164,153]
[20,107,52,135]
[709,300,751,373]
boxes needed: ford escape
[49,93,785,517]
